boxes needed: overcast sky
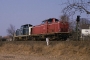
[0,0,90,36]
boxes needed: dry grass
[0,41,90,60]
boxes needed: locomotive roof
[21,24,33,27]
[42,18,59,22]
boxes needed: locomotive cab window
[41,21,46,24]
[55,19,59,22]
[48,19,53,24]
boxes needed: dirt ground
[0,41,90,60]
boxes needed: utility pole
[76,15,80,41]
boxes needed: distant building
[81,24,90,38]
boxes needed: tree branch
[62,0,90,15]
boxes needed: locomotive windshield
[55,19,59,22]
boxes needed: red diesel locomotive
[15,18,70,41]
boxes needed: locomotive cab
[42,18,59,24]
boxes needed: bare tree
[60,14,69,22]
[0,36,2,41]
[60,14,75,31]
[80,18,90,24]
[7,24,15,41]
[62,0,90,16]
[68,18,90,30]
